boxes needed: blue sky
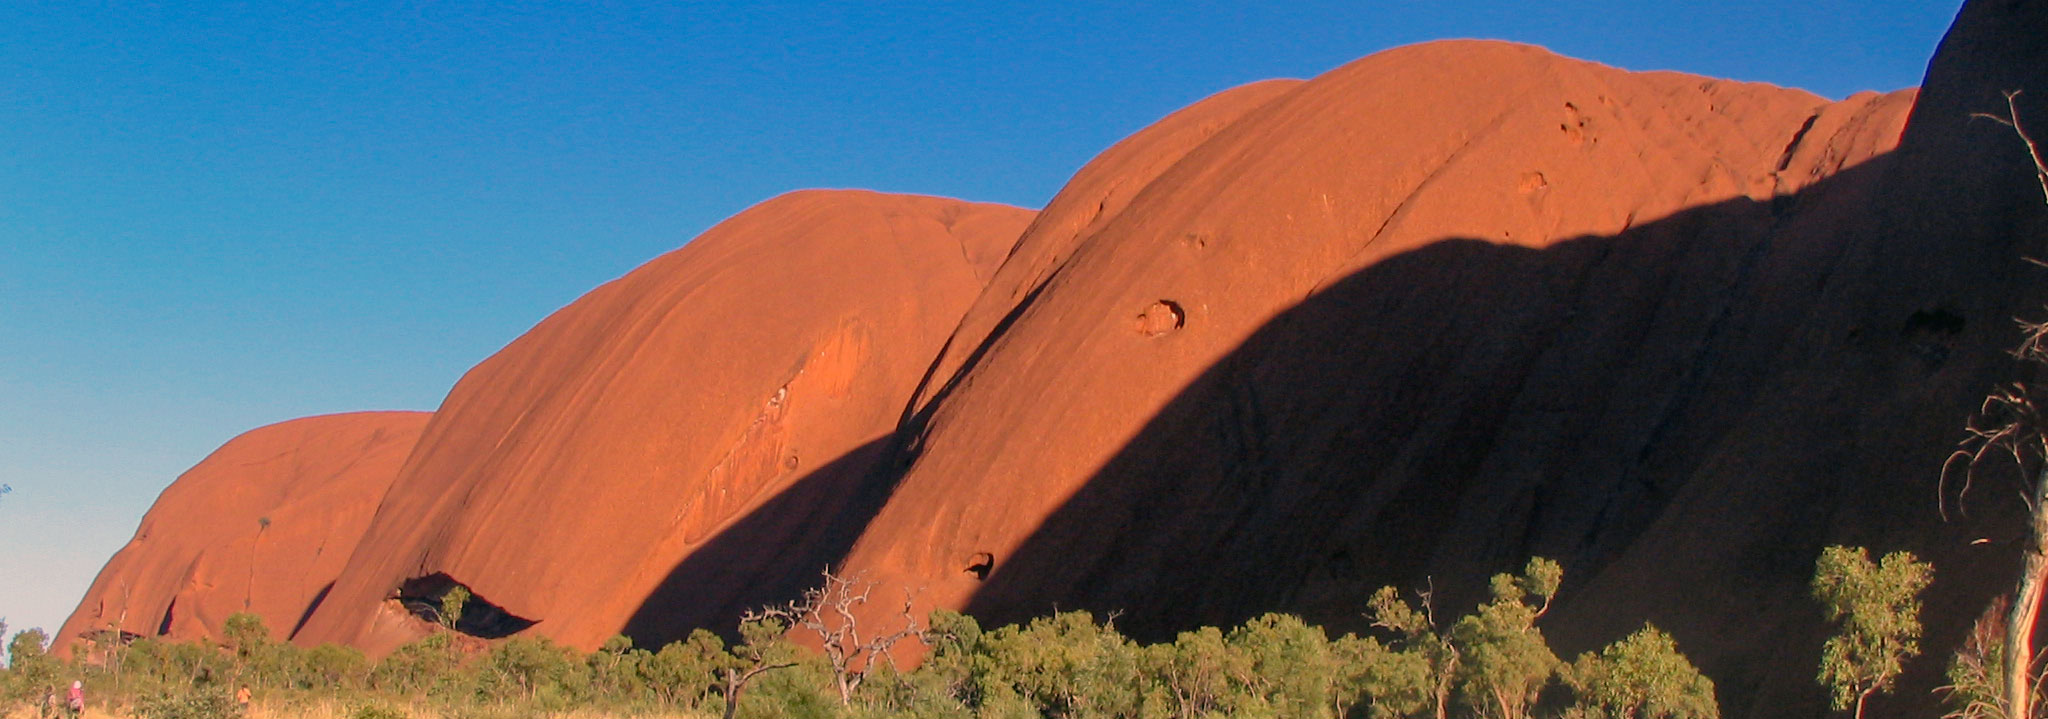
[0,0,1962,643]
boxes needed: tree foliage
[437,587,470,631]
[1811,546,1932,719]
[1451,560,1561,719]
[1563,624,1717,719]
[12,556,1739,719]
[1367,558,1568,719]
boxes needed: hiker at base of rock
[237,685,252,714]
[65,681,83,719]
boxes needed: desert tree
[1332,630,1433,719]
[1140,625,1239,719]
[1950,290,2048,719]
[479,634,583,702]
[437,585,470,631]
[1369,558,1563,719]
[1972,91,2048,204]
[1452,558,1563,719]
[980,610,1144,718]
[8,628,58,706]
[584,634,649,705]
[718,612,802,719]
[643,629,727,710]
[1811,546,1932,719]
[1370,581,1463,719]
[752,568,923,707]
[1225,613,1340,718]
[1564,623,1718,719]
[1947,88,2048,719]
[1941,598,2010,719]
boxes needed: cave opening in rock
[392,573,538,639]
[1903,307,1966,336]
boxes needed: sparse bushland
[0,560,1731,719]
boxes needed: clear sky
[0,0,1962,643]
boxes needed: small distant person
[40,689,56,719]
[65,681,84,719]
[236,685,252,715]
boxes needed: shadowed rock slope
[841,35,1911,635]
[288,190,1031,655]
[57,412,430,649]
[831,6,2048,715]
[61,4,2048,717]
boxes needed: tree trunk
[1853,687,1869,719]
[1433,651,1458,719]
[2006,465,2048,719]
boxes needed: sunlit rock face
[59,412,430,649]
[290,190,1031,656]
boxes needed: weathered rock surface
[63,4,2048,717]
[832,12,2042,716]
[286,190,1031,654]
[57,412,429,648]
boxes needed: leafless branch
[1972,90,2048,204]
[1944,318,2048,522]
[764,569,925,706]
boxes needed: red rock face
[62,3,2048,717]
[842,36,1915,639]
[829,31,2039,718]
[289,190,1031,654]
[822,3,2048,714]
[57,412,429,650]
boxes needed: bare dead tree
[1973,90,2048,205]
[109,583,132,693]
[1947,89,2048,719]
[753,569,924,706]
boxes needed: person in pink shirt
[65,681,83,719]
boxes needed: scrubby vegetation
[0,560,1748,719]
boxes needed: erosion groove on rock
[58,6,2048,718]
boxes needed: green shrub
[297,644,369,691]
[477,635,585,703]
[644,629,726,710]
[135,691,238,719]
[8,628,61,704]
[370,634,460,696]
[978,611,1142,719]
